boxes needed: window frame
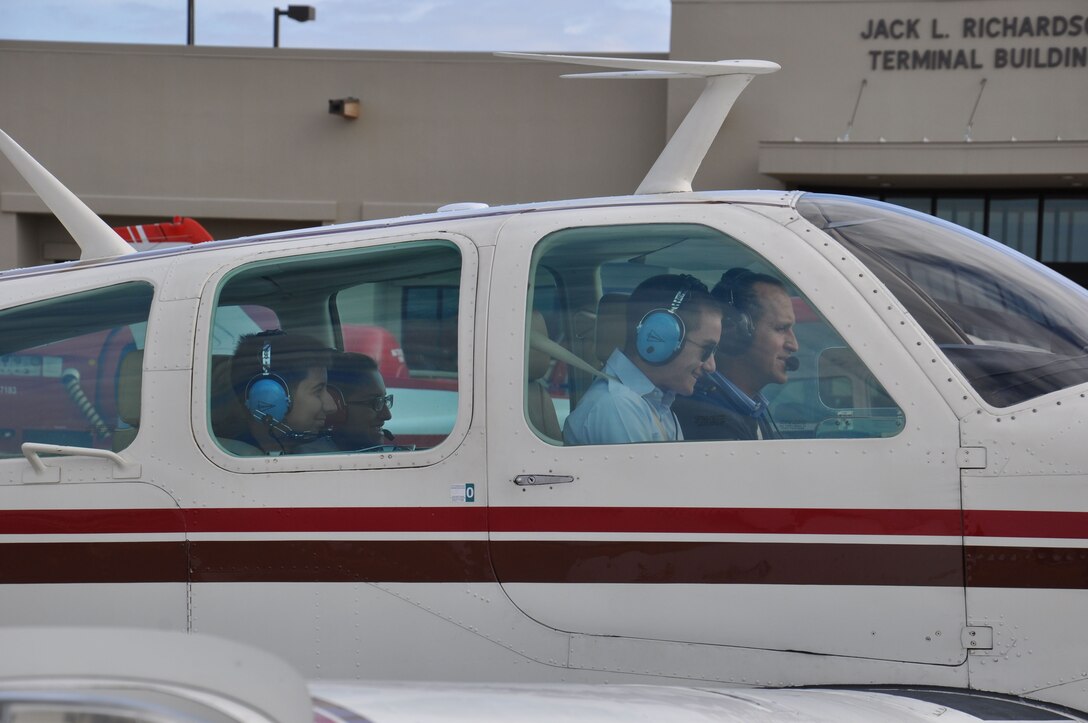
[193,231,479,473]
[524,221,906,446]
[0,280,155,457]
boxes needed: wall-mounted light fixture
[329,97,361,120]
[273,5,316,48]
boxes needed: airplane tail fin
[0,128,135,261]
[496,53,780,195]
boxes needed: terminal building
[1,0,1085,281]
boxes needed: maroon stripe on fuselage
[0,508,186,534]
[5,506,1088,539]
[4,538,1088,588]
[967,545,1088,589]
[4,507,1088,587]
[965,509,1088,539]
[189,540,496,583]
[0,507,485,534]
[0,541,188,583]
[491,540,964,586]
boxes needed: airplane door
[0,281,188,630]
[486,204,967,667]
[183,233,504,680]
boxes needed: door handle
[513,474,574,486]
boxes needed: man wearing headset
[674,268,799,441]
[325,352,395,451]
[223,329,338,456]
[563,274,722,445]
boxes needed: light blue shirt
[563,349,682,445]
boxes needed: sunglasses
[685,339,719,362]
[347,394,394,412]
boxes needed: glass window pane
[800,194,1088,407]
[526,223,902,445]
[988,198,1038,257]
[211,241,461,456]
[0,282,154,456]
[883,196,932,214]
[1042,198,1088,263]
[936,197,986,234]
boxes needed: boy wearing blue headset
[563,274,722,445]
[224,330,338,456]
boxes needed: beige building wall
[670,0,1088,192]
[0,42,666,269]
[1,1,1085,270]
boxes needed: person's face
[283,366,337,434]
[340,371,392,448]
[731,284,799,394]
[652,307,721,396]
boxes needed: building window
[1042,199,1088,263]
[988,198,1038,257]
[849,192,1088,269]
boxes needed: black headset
[634,275,705,366]
[715,268,758,355]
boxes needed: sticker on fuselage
[450,483,475,503]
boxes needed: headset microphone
[382,428,395,441]
[256,413,326,444]
[785,356,800,372]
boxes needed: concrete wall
[0,42,666,268]
[670,0,1088,191]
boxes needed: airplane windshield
[798,194,1088,407]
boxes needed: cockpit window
[0,282,154,456]
[526,223,903,445]
[798,194,1088,407]
[209,241,462,456]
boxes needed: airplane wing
[311,680,1086,722]
[0,629,1083,722]
[494,52,780,78]
[0,627,312,723]
[0,129,135,261]
[495,53,782,195]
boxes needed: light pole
[273,5,316,48]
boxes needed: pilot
[563,274,721,445]
[325,352,395,451]
[224,329,338,456]
[674,268,799,440]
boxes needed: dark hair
[328,352,379,392]
[230,330,332,400]
[712,268,787,323]
[625,273,719,340]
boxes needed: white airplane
[2,52,1088,715]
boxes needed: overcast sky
[0,0,671,52]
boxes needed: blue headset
[244,341,292,424]
[634,277,700,366]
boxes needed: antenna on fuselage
[495,52,780,195]
[0,128,135,261]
